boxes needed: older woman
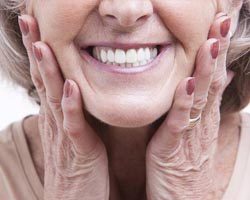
[0,0,250,199]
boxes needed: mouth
[80,43,171,74]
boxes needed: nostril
[137,15,149,22]
[106,14,116,20]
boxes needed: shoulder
[0,118,39,199]
[0,122,16,155]
[0,121,22,199]
[0,117,29,166]
[0,119,25,167]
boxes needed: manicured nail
[186,78,195,96]
[220,18,231,37]
[64,79,73,98]
[18,16,29,36]
[211,40,219,59]
[32,43,43,62]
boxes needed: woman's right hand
[18,15,110,200]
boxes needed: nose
[99,0,153,28]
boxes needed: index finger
[18,15,41,87]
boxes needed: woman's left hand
[146,13,234,200]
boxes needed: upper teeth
[92,47,158,67]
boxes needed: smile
[80,43,171,74]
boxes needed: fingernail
[32,43,43,62]
[64,79,73,98]
[18,16,29,36]
[220,18,231,37]
[211,40,219,59]
[216,12,228,19]
[186,78,195,96]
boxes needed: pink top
[0,113,249,200]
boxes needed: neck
[82,111,166,199]
[83,110,166,159]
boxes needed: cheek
[34,0,98,45]
[154,0,216,53]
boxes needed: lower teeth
[104,60,153,67]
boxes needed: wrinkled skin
[19,15,110,200]
[25,0,237,127]
[146,12,234,199]
[19,0,243,199]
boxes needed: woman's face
[28,0,223,127]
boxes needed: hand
[146,13,234,200]
[18,15,110,200]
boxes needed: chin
[85,100,171,128]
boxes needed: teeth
[100,49,107,63]
[126,49,137,63]
[107,49,115,62]
[115,49,126,64]
[133,62,140,67]
[137,48,145,62]
[152,48,158,59]
[92,46,158,67]
[140,60,147,66]
[145,48,151,60]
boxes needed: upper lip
[80,42,171,51]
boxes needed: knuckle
[43,64,58,78]
[209,78,226,95]
[63,101,79,115]
[63,121,82,138]
[47,116,57,130]
[32,76,45,94]
[166,120,187,133]
[47,95,62,112]
[175,101,192,113]
[193,96,207,111]
[45,117,57,141]
[63,123,82,136]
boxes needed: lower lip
[80,45,171,74]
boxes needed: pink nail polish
[220,18,231,37]
[32,43,43,62]
[18,16,29,36]
[186,78,195,96]
[211,40,219,59]
[64,79,73,98]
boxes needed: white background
[0,79,39,130]
[0,78,250,130]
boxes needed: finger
[18,15,42,90]
[190,39,219,118]
[208,13,231,97]
[18,15,49,146]
[209,13,231,68]
[32,42,64,126]
[148,77,195,157]
[61,79,102,156]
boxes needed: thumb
[61,79,102,156]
